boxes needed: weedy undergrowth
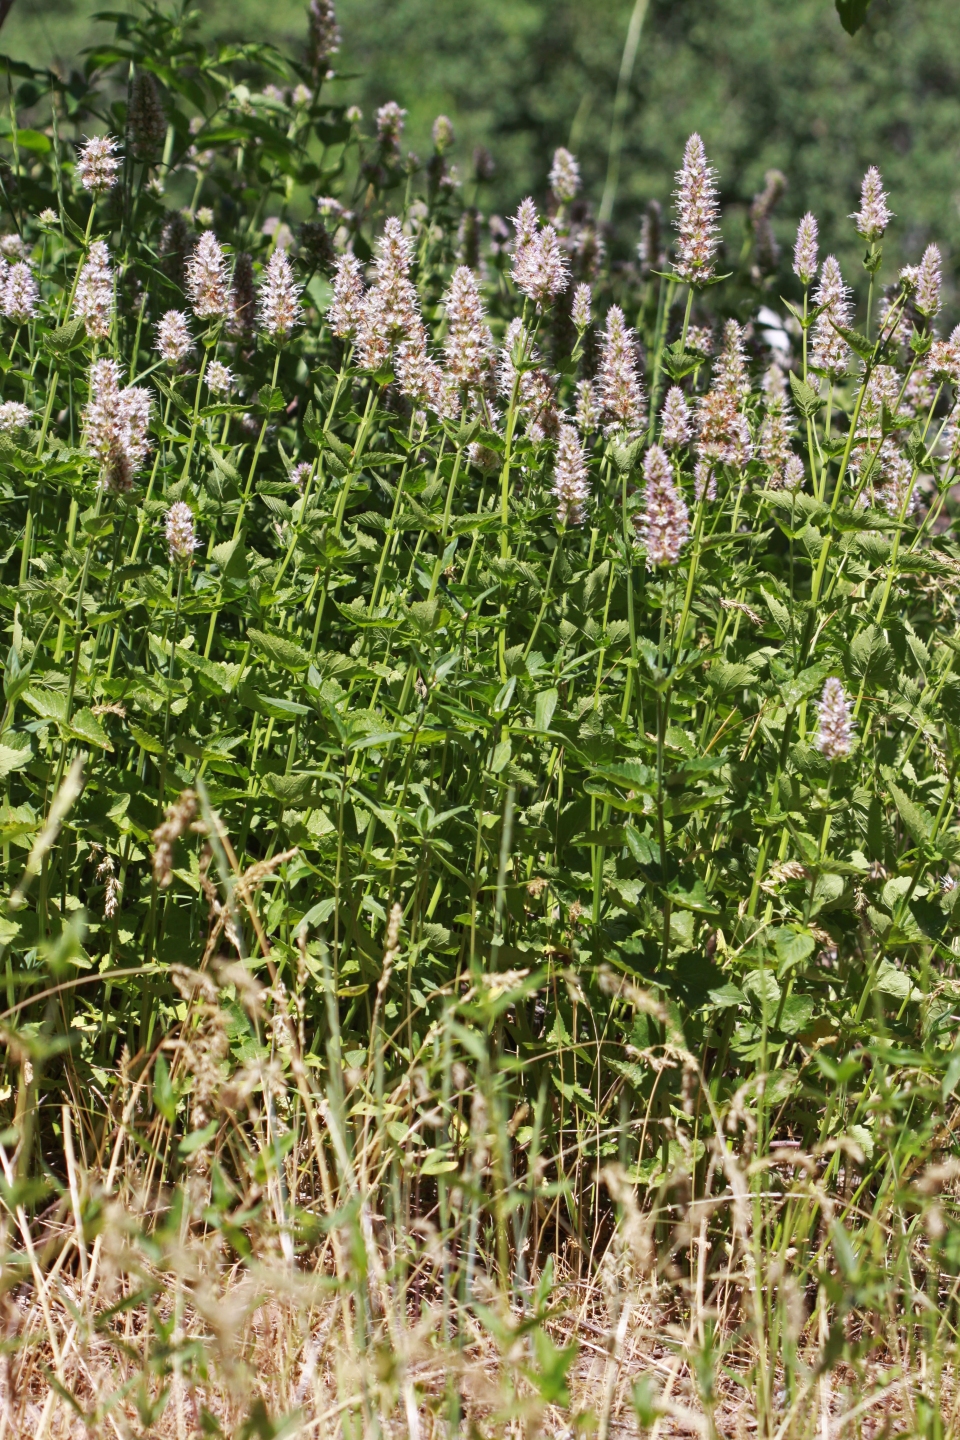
[0,2,959,1435]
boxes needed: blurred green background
[4,0,960,285]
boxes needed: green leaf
[43,316,87,354]
[778,994,815,1035]
[69,707,113,751]
[888,783,933,847]
[211,537,247,578]
[772,927,815,971]
[661,339,704,381]
[707,983,744,1010]
[262,772,320,804]
[0,736,31,779]
[876,959,917,1002]
[179,1120,219,1156]
[534,688,558,732]
[943,1050,960,1101]
[129,722,163,755]
[789,371,824,417]
[154,1053,178,1124]
[666,878,718,914]
[836,0,874,34]
[247,628,311,672]
[833,323,874,361]
[742,969,781,1010]
[779,662,833,713]
[22,687,68,724]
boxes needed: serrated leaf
[888,783,933,847]
[778,994,816,1035]
[69,707,113,751]
[43,316,87,354]
[247,627,311,672]
[742,969,781,1010]
[833,323,874,361]
[789,371,823,417]
[534,688,558,733]
[772,927,815,971]
[0,736,31,779]
[780,663,833,713]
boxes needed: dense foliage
[1,2,960,1433]
[9,0,960,290]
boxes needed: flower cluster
[549,147,581,204]
[851,166,892,244]
[816,678,855,760]
[207,361,234,396]
[510,199,569,310]
[674,133,720,283]
[696,320,752,470]
[186,232,232,320]
[638,444,689,568]
[444,266,494,396]
[157,310,193,366]
[2,262,38,324]
[75,241,115,340]
[759,363,797,488]
[552,424,590,525]
[598,306,645,437]
[76,135,122,194]
[307,0,341,79]
[83,359,152,491]
[0,401,31,433]
[258,248,303,339]
[811,255,852,377]
[166,501,198,565]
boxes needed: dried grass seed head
[638,198,664,275]
[159,210,190,290]
[750,168,786,271]
[152,788,199,887]
[128,70,166,161]
[230,251,256,334]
